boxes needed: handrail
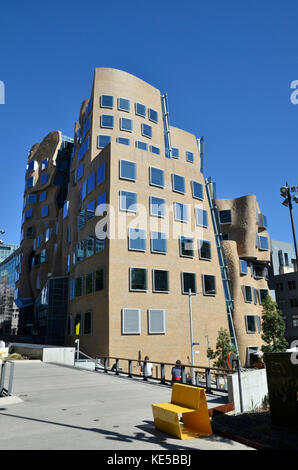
[95,356,234,393]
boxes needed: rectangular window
[135,102,146,117]
[243,285,253,303]
[40,191,47,202]
[219,210,232,224]
[128,228,146,252]
[87,200,95,221]
[78,136,90,160]
[95,237,105,253]
[41,205,49,217]
[118,98,130,112]
[40,173,48,185]
[85,273,93,295]
[97,135,111,149]
[182,272,196,294]
[86,235,95,257]
[289,280,296,290]
[150,196,166,218]
[130,267,148,291]
[195,208,208,227]
[101,114,114,129]
[28,194,37,204]
[117,137,130,146]
[120,160,136,181]
[100,95,114,109]
[240,260,248,274]
[153,270,169,293]
[120,117,133,132]
[67,315,73,335]
[199,240,211,260]
[191,181,203,200]
[26,176,34,188]
[97,192,106,215]
[258,213,268,228]
[141,123,152,139]
[150,145,160,155]
[95,268,104,291]
[148,309,166,334]
[74,313,82,335]
[63,201,69,219]
[84,311,92,334]
[136,141,148,151]
[87,172,95,194]
[174,202,188,223]
[186,151,194,163]
[119,190,137,213]
[172,174,185,194]
[150,167,164,188]
[82,181,87,201]
[258,236,269,251]
[122,308,141,334]
[75,277,83,297]
[77,209,86,231]
[148,108,158,123]
[172,147,179,159]
[42,158,48,170]
[290,298,298,307]
[25,209,32,219]
[180,236,194,257]
[259,289,269,303]
[97,162,105,185]
[245,316,257,334]
[77,164,84,180]
[202,274,216,296]
[151,231,167,254]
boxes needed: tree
[206,328,237,368]
[261,296,288,353]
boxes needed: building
[0,246,20,336]
[15,132,73,339]
[215,195,271,365]
[0,243,18,264]
[16,68,273,367]
[268,239,298,346]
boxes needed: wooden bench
[152,383,213,439]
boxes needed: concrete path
[0,361,253,450]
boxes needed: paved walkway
[0,361,253,450]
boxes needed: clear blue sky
[1,0,298,246]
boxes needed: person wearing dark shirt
[171,360,182,383]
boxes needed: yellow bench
[152,383,213,439]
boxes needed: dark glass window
[153,270,169,292]
[95,269,104,291]
[182,272,196,294]
[130,267,148,291]
[219,210,232,224]
[180,236,194,257]
[85,273,93,295]
[199,240,211,260]
[84,311,92,334]
[203,275,216,296]
[97,162,105,185]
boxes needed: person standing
[141,355,153,380]
[171,360,182,383]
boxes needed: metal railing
[0,360,14,397]
[95,356,235,394]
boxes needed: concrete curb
[212,426,272,450]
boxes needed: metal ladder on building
[205,177,239,353]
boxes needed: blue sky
[1,0,298,246]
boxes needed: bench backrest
[171,383,202,409]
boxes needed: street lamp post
[188,288,200,385]
[280,182,298,267]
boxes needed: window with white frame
[118,98,130,112]
[198,240,211,260]
[153,270,169,293]
[151,231,167,254]
[182,272,196,294]
[179,236,194,258]
[174,202,188,223]
[100,95,114,108]
[100,114,114,129]
[150,196,166,218]
[195,208,208,227]
[120,160,136,181]
[191,181,203,200]
[129,267,148,291]
[202,274,216,296]
[120,117,133,132]
[172,174,185,194]
[128,228,146,252]
[148,309,166,334]
[119,190,137,213]
[150,167,164,188]
[122,308,141,334]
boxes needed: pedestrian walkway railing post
[160,363,166,384]
[0,362,6,393]
[115,358,119,375]
[104,357,108,373]
[181,366,186,384]
[7,361,14,395]
[128,360,132,378]
[206,368,212,393]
